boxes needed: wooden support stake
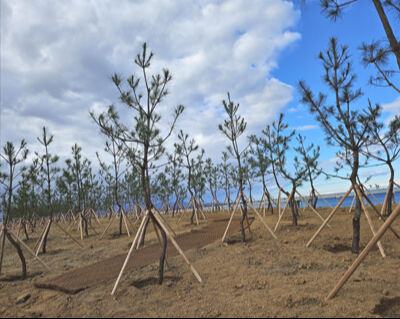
[348,195,356,214]
[79,214,84,240]
[306,186,352,248]
[154,210,177,238]
[8,229,51,271]
[354,185,386,258]
[295,190,332,229]
[326,202,400,301]
[278,189,281,216]
[221,194,241,243]
[34,222,49,252]
[36,220,51,256]
[315,189,333,208]
[358,185,400,240]
[136,212,150,249]
[244,194,278,240]
[151,218,170,268]
[152,212,202,284]
[274,189,295,232]
[122,208,136,230]
[380,183,392,217]
[122,210,131,237]
[54,221,83,249]
[99,212,116,239]
[364,187,381,205]
[111,211,148,295]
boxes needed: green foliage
[0,140,29,223]
[299,37,375,179]
[174,130,202,201]
[91,42,184,208]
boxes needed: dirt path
[34,215,251,294]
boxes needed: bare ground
[0,206,399,318]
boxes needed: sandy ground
[0,205,399,318]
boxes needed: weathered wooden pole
[326,202,400,300]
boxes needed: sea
[253,190,400,209]
[1,190,399,222]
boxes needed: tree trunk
[372,0,400,70]
[386,165,394,216]
[150,214,167,285]
[240,198,247,243]
[41,220,52,254]
[5,231,27,279]
[352,197,362,254]
[22,220,29,241]
[290,191,298,226]
[119,210,123,235]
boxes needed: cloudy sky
[1,0,399,197]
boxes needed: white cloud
[1,0,301,167]
[382,96,400,112]
[296,124,318,131]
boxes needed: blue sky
[1,0,399,199]
[274,1,400,195]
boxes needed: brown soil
[0,206,399,318]
[33,215,251,293]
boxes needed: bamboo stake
[122,210,131,237]
[79,214,84,240]
[244,194,278,240]
[54,221,84,249]
[194,205,199,226]
[306,186,352,248]
[36,219,51,256]
[194,197,207,221]
[177,197,194,225]
[274,189,295,232]
[34,222,49,252]
[151,218,170,268]
[99,212,116,239]
[122,208,135,232]
[136,212,150,249]
[295,190,332,229]
[358,185,400,239]
[278,189,281,216]
[8,228,51,271]
[326,202,400,301]
[111,211,148,295]
[221,194,241,243]
[315,189,333,208]
[154,210,177,238]
[258,191,264,211]
[364,187,381,205]
[348,195,356,214]
[152,212,202,284]
[353,185,386,258]
[380,183,392,217]
[91,209,101,224]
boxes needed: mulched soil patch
[34,215,253,294]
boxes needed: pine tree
[174,130,202,225]
[299,37,376,253]
[0,140,29,278]
[91,43,184,284]
[218,92,249,243]
[35,127,60,253]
